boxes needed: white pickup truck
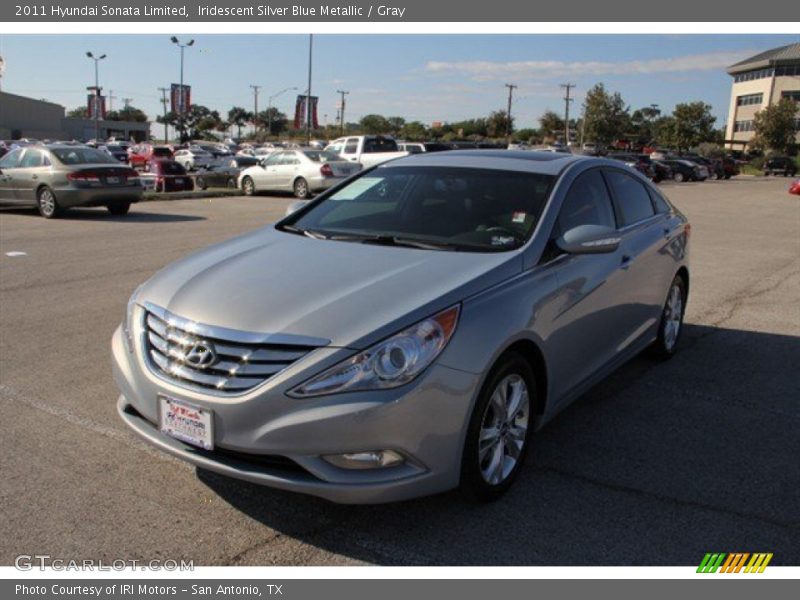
[325,135,408,167]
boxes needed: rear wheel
[650,274,686,360]
[107,201,131,216]
[673,172,684,183]
[195,176,207,190]
[460,352,535,502]
[242,176,255,196]
[37,186,63,219]
[226,177,237,189]
[293,177,310,199]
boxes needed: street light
[170,37,194,142]
[267,86,297,138]
[85,51,107,143]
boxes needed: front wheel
[650,274,687,360]
[242,176,255,196]
[293,177,310,199]
[673,172,685,183]
[460,352,535,502]
[37,186,63,218]
[195,176,207,190]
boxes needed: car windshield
[158,161,186,174]
[284,166,554,252]
[302,150,342,162]
[50,147,118,165]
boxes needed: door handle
[31,175,38,180]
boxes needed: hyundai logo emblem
[184,340,217,369]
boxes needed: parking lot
[1,176,798,566]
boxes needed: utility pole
[504,83,517,142]
[561,83,575,145]
[85,51,107,142]
[108,90,117,112]
[250,84,262,137]
[306,34,313,146]
[170,37,194,143]
[158,87,169,143]
[122,97,132,110]
[336,89,349,136]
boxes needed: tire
[293,177,310,199]
[242,176,255,196]
[226,177,237,189]
[673,172,684,183]
[649,273,687,360]
[460,351,536,502]
[36,186,63,219]
[195,176,207,190]
[107,201,131,216]
[724,174,732,180]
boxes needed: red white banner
[293,95,319,130]
[170,84,191,114]
[86,94,106,120]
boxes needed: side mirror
[556,224,621,255]
[285,200,310,217]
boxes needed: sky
[1,34,798,133]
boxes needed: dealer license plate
[158,394,214,450]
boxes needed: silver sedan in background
[0,144,142,218]
[113,151,690,504]
[238,149,362,199]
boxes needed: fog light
[323,450,405,470]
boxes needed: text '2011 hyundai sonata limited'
[112,150,690,504]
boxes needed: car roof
[380,149,587,175]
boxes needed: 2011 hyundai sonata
[112,150,690,504]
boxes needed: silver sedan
[113,151,690,503]
[238,149,362,199]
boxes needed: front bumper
[111,325,479,504]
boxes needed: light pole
[85,51,106,142]
[170,36,194,142]
[306,34,313,145]
[267,86,297,138]
[336,89,349,135]
[250,84,262,137]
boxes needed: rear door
[603,168,672,347]
[12,148,51,204]
[272,152,300,189]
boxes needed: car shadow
[197,322,800,566]
[0,206,206,222]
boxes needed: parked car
[129,144,174,171]
[789,179,800,195]
[99,144,130,163]
[721,157,740,179]
[174,146,214,171]
[607,154,656,180]
[195,156,259,190]
[763,156,798,177]
[398,142,452,154]
[680,155,724,180]
[239,149,361,198]
[193,142,232,158]
[325,135,408,167]
[0,144,142,217]
[113,150,690,504]
[651,160,674,182]
[149,159,194,193]
[659,159,707,182]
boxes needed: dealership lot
[0,177,798,566]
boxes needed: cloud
[424,49,754,82]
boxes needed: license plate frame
[158,394,214,450]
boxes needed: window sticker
[330,177,384,201]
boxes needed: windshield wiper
[279,224,329,239]
[356,235,458,251]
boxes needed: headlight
[289,305,460,398]
[123,284,144,353]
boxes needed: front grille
[142,308,318,394]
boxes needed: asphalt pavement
[1,177,798,566]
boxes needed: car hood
[138,227,521,349]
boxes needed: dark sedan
[195,155,258,190]
[763,156,798,177]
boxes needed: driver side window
[0,148,24,169]
[556,169,617,236]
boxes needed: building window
[734,120,755,133]
[781,90,800,103]
[733,68,776,83]
[736,93,763,106]
[775,65,800,77]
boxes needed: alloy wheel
[478,374,530,485]
[663,283,683,351]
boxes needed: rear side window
[344,139,358,154]
[556,170,617,234]
[605,170,655,226]
[20,149,45,168]
[648,188,672,214]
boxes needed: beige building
[725,42,800,150]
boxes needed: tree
[359,114,391,134]
[486,110,512,138]
[670,102,717,152]
[183,105,223,140]
[400,121,428,141]
[631,106,661,144]
[227,106,252,140]
[752,98,799,153]
[538,110,564,141]
[582,83,631,146]
[258,107,288,136]
[67,106,89,118]
[106,105,148,123]
[386,116,406,135]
